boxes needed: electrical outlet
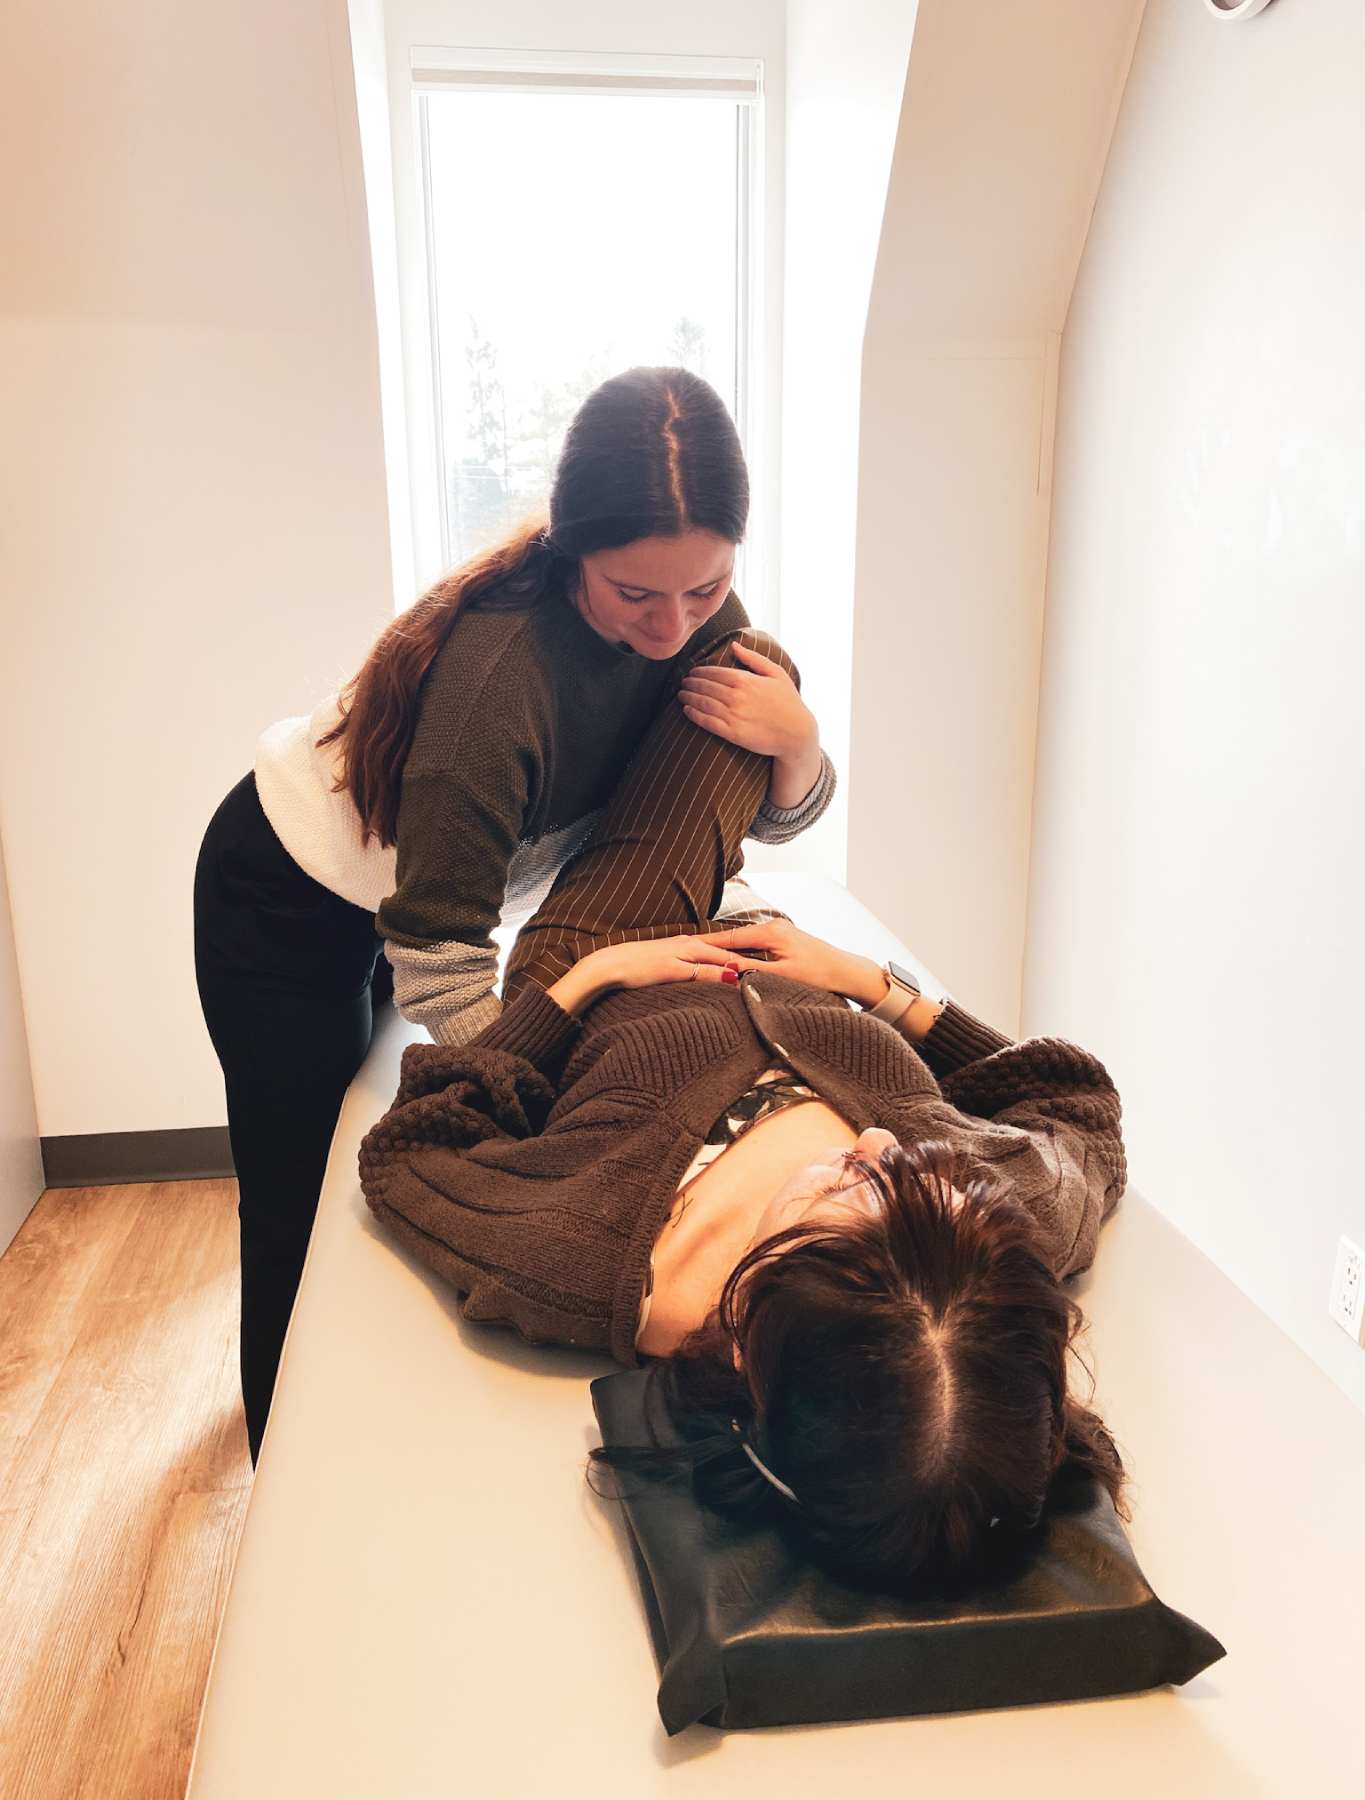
[1329,1236,1365,1345]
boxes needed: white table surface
[185,873,1365,1797]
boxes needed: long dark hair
[315,366,750,848]
[590,1138,1129,1596]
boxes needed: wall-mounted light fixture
[1203,0,1276,19]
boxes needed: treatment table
[185,874,1365,1797]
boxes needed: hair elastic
[729,1424,1003,1524]
[731,1418,799,1503]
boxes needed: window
[407,47,765,610]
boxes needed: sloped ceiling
[868,0,1148,343]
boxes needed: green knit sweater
[374,588,836,1044]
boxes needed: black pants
[193,771,393,1465]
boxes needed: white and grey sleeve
[745,746,837,846]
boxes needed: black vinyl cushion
[590,1369,1226,1735]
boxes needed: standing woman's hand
[677,640,823,808]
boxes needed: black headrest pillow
[591,1368,1226,1735]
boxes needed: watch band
[868,960,921,1025]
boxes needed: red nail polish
[722,968,739,985]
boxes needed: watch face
[887,959,921,994]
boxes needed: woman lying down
[358,635,1130,1595]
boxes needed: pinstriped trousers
[503,626,793,1001]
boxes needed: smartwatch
[868,958,922,1025]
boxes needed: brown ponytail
[314,511,564,848]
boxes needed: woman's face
[575,529,736,659]
[744,1128,966,1256]
[744,1127,899,1252]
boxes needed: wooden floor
[0,1178,251,1800]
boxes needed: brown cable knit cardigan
[358,971,1127,1364]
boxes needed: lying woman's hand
[697,918,886,1007]
[587,935,743,992]
[545,935,742,1016]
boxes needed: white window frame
[392,45,769,622]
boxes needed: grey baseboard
[41,1127,234,1188]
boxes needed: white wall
[757,0,919,884]
[1026,0,1365,1410]
[0,827,43,1252]
[350,0,418,615]
[847,0,1145,1030]
[0,1,395,1136]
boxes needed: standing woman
[193,366,835,1464]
